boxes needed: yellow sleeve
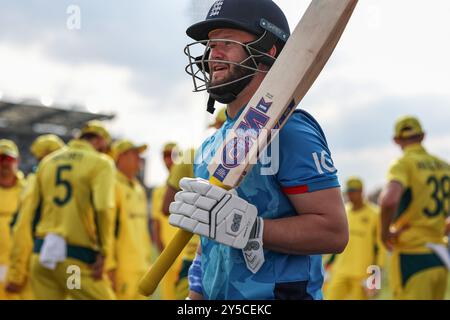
[92,158,116,211]
[387,158,409,187]
[107,183,121,271]
[7,174,40,285]
[104,197,119,271]
[167,163,193,191]
[91,158,116,257]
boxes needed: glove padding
[169,177,258,250]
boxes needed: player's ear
[268,45,277,58]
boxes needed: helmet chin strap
[206,73,253,114]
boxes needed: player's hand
[5,282,24,293]
[169,178,264,273]
[91,254,105,280]
[382,224,410,251]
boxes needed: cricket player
[0,139,28,300]
[325,177,385,300]
[151,142,183,300]
[109,140,152,300]
[11,121,116,300]
[379,115,450,300]
[162,148,200,300]
[30,134,65,162]
[6,134,64,297]
[169,0,348,300]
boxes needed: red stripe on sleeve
[282,185,309,195]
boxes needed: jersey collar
[223,105,246,128]
[116,170,137,187]
[403,143,426,155]
[68,139,97,152]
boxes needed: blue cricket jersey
[194,108,340,300]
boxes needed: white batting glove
[169,177,260,251]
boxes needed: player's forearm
[378,181,403,236]
[380,206,396,238]
[263,213,348,255]
[150,220,163,245]
[162,186,177,216]
[379,192,398,237]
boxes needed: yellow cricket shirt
[331,201,385,278]
[388,143,450,252]
[30,139,116,257]
[113,171,151,273]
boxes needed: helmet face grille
[184,37,275,94]
[184,0,290,112]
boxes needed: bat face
[208,0,358,188]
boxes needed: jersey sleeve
[91,158,116,256]
[387,158,409,187]
[91,158,116,211]
[105,182,121,272]
[276,111,340,194]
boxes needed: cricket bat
[138,0,358,296]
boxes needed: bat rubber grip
[138,229,193,296]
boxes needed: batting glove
[169,178,265,273]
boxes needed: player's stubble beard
[208,59,255,97]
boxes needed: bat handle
[138,229,193,296]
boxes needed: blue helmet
[185,0,291,113]
[187,0,290,55]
